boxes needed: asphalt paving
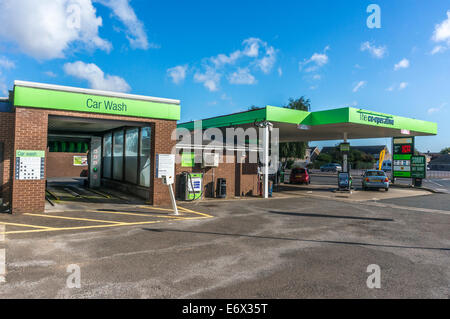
[0,191,448,299]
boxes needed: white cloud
[386,82,409,91]
[312,74,321,80]
[360,41,387,58]
[394,58,410,71]
[186,37,277,91]
[0,57,15,69]
[353,81,367,92]
[398,82,408,90]
[211,50,242,68]
[431,45,447,55]
[256,45,277,74]
[427,103,447,114]
[63,61,130,92]
[277,67,282,77]
[44,71,57,77]
[242,38,262,58]
[194,66,221,92]
[167,65,188,84]
[95,0,149,49]
[0,0,111,60]
[300,46,330,72]
[431,11,450,54]
[228,67,256,85]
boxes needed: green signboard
[392,137,414,178]
[411,155,426,179]
[14,86,180,120]
[181,152,195,167]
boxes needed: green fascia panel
[177,105,437,136]
[265,105,310,124]
[301,107,350,126]
[14,86,180,120]
[178,108,267,130]
[348,107,437,134]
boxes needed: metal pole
[168,183,179,215]
[264,124,269,199]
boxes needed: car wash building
[0,81,180,214]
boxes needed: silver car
[362,170,390,191]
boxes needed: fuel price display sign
[392,137,414,178]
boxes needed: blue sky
[0,0,449,152]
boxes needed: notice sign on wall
[15,150,45,180]
[156,154,175,179]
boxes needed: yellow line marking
[176,206,213,218]
[0,221,55,229]
[91,210,184,219]
[138,205,212,218]
[139,206,177,212]
[0,218,193,235]
[24,213,124,224]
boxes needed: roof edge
[14,80,180,105]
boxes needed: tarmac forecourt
[0,206,213,235]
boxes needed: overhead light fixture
[297,124,311,130]
[400,129,410,135]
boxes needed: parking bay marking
[0,206,212,235]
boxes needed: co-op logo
[359,111,394,126]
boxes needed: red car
[289,167,311,184]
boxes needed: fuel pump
[180,171,203,201]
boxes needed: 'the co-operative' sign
[358,111,394,126]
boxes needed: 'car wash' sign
[86,98,128,112]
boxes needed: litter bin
[413,178,422,187]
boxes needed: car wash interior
[1,80,180,214]
[46,116,153,207]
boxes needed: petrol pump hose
[182,171,202,201]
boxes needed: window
[125,128,139,184]
[103,133,112,179]
[139,127,151,187]
[113,130,124,180]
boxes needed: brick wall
[11,107,177,213]
[0,112,15,207]
[174,152,259,199]
[46,152,88,178]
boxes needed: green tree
[279,97,311,165]
[440,147,450,154]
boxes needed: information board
[73,155,88,166]
[15,150,45,180]
[392,137,414,178]
[411,155,426,179]
[156,154,175,179]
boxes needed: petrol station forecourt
[0,80,439,215]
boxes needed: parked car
[289,167,311,184]
[320,163,342,172]
[362,170,390,191]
